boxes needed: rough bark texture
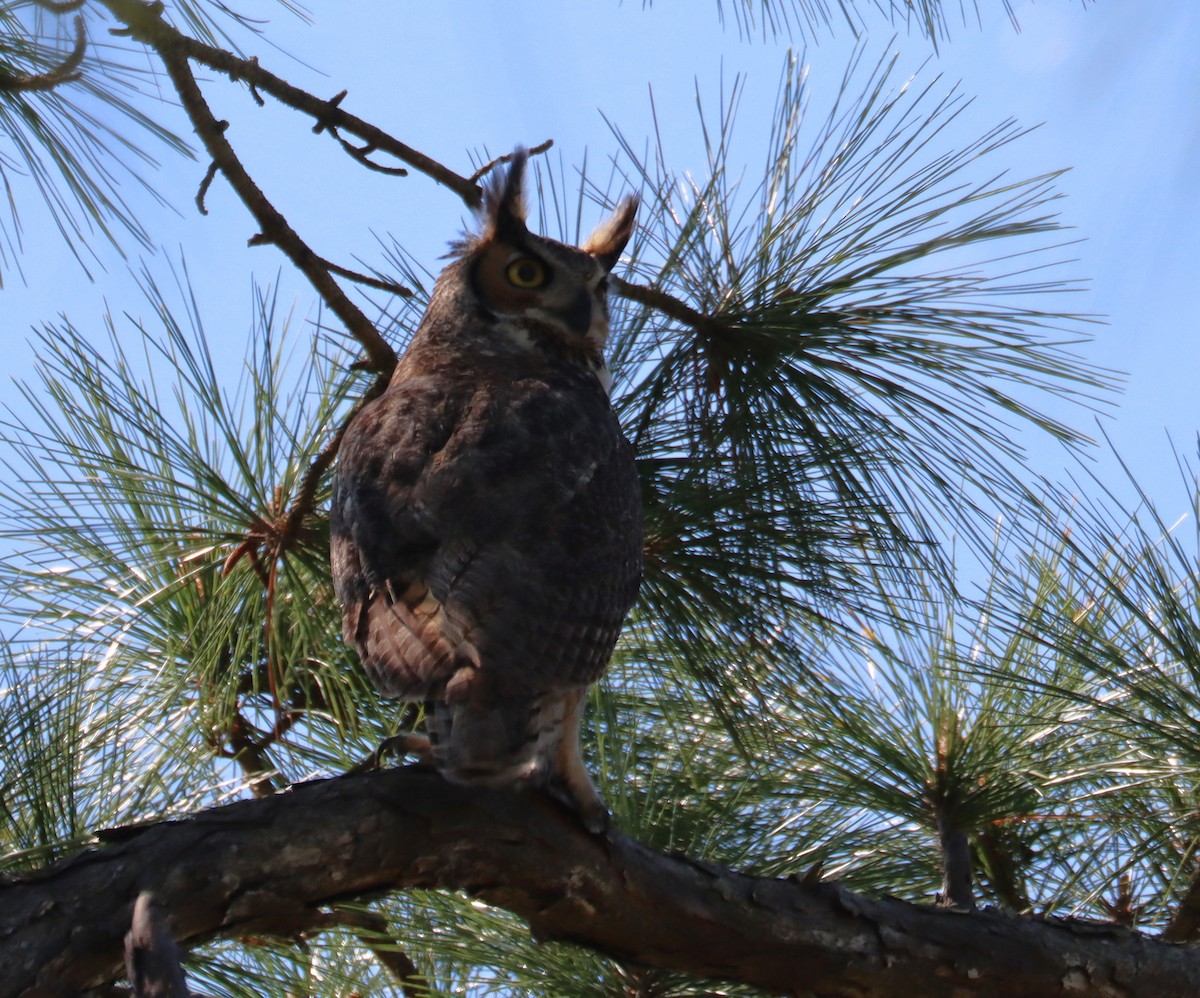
[2,767,1198,997]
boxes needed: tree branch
[611,274,727,337]
[155,45,397,375]
[101,0,725,367]
[1162,866,1200,942]
[99,0,481,207]
[0,14,84,92]
[3,767,1197,997]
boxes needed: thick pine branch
[2,767,1196,997]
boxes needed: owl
[330,151,642,832]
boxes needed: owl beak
[557,288,593,337]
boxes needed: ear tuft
[583,194,639,272]
[482,148,529,243]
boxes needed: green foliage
[594,47,1112,745]
[0,0,314,279]
[0,1,187,276]
[674,0,1092,45]
[982,441,1200,927]
[0,267,391,814]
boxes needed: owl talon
[544,776,610,835]
[354,733,433,772]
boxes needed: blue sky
[3,1,1198,537]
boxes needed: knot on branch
[223,490,311,584]
[312,89,348,134]
[332,132,409,176]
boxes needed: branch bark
[2,767,1197,998]
[1162,865,1200,942]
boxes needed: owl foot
[547,689,611,834]
[353,733,433,773]
[545,778,610,835]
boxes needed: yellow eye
[505,256,548,289]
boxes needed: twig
[114,4,397,375]
[195,159,219,216]
[314,258,412,297]
[610,274,726,336]
[100,0,482,206]
[0,14,84,92]
[221,373,390,598]
[331,132,410,176]
[220,711,285,798]
[468,139,555,184]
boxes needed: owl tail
[426,686,607,832]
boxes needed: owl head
[445,150,639,385]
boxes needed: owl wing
[331,367,642,702]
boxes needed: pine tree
[5,2,1200,995]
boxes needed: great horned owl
[330,151,642,831]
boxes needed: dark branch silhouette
[3,768,1198,997]
[0,13,84,92]
[101,0,482,206]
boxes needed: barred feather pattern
[331,156,641,828]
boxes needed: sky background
[2,0,1199,559]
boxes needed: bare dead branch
[610,273,727,336]
[4,767,1199,997]
[100,0,481,206]
[316,258,412,297]
[0,14,84,92]
[150,41,396,375]
[467,139,555,184]
[100,2,404,375]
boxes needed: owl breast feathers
[330,150,642,830]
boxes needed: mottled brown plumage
[331,151,641,830]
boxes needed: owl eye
[505,256,548,289]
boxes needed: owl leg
[548,687,608,835]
